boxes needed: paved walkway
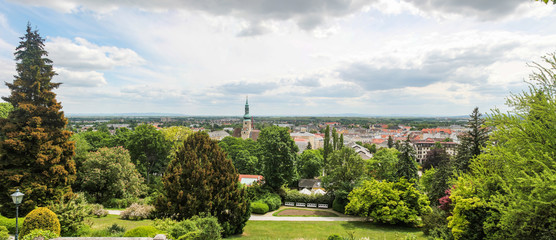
[107,210,122,215]
[248,206,366,222]
[107,206,366,222]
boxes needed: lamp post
[11,189,24,240]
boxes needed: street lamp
[11,189,24,240]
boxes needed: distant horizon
[65,112,470,118]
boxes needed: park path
[106,206,366,222]
[248,206,366,221]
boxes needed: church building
[233,97,260,141]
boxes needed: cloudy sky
[0,0,555,116]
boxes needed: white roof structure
[299,188,312,195]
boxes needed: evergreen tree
[323,125,332,170]
[306,141,312,150]
[453,107,488,172]
[394,139,418,181]
[155,132,250,237]
[339,134,344,149]
[387,136,394,148]
[0,24,75,216]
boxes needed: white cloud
[46,37,145,70]
[54,67,107,87]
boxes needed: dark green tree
[323,125,333,171]
[155,132,250,237]
[339,133,344,149]
[422,142,449,170]
[125,124,171,184]
[258,126,298,190]
[332,127,338,150]
[306,141,312,150]
[323,147,366,213]
[296,149,323,179]
[218,136,260,174]
[77,130,111,151]
[453,107,488,172]
[394,139,418,181]
[0,24,75,216]
[387,136,394,148]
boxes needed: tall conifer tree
[0,24,75,216]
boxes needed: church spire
[243,96,250,120]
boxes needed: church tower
[241,96,252,139]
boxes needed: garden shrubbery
[89,204,108,218]
[284,189,333,204]
[168,215,222,240]
[0,215,24,234]
[21,207,61,237]
[120,203,154,220]
[22,229,58,240]
[123,226,160,237]
[250,201,270,214]
[0,226,8,240]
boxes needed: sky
[0,0,555,116]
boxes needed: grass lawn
[86,214,154,231]
[229,221,425,240]
[272,208,339,217]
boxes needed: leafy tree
[422,142,450,170]
[453,107,488,172]
[218,136,260,174]
[108,127,132,148]
[0,103,13,118]
[160,126,193,151]
[338,133,344,150]
[346,178,430,225]
[366,148,399,182]
[77,147,146,203]
[258,126,298,190]
[296,149,323,179]
[0,24,75,216]
[362,143,377,154]
[323,147,366,213]
[155,132,250,237]
[306,141,312,150]
[77,130,111,150]
[394,139,418,181]
[332,127,338,150]
[449,53,556,239]
[126,124,171,184]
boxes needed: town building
[233,97,260,141]
[412,140,458,164]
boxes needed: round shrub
[22,229,58,240]
[123,226,160,237]
[261,193,281,211]
[250,201,269,214]
[168,220,198,240]
[190,215,222,240]
[21,207,61,237]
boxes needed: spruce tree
[155,131,250,237]
[453,107,488,172]
[0,24,75,217]
[394,139,418,181]
[387,136,394,148]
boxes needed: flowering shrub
[89,204,108,218]
[438,188,452,211]
[120,204,154,220]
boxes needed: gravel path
[249,206,366,221]
[107,210,122,215]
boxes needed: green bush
[169,220,198,240]
[106,224,125,235]
[104,198,138,209]
[0,226,8,240]
[422,208,453,240]
[327,234,343,240]
[49,193,89,236]
[169,215,222,240]
[261,193,281,211]
[120,203,154,220]
[22,229,58,240]
[250,201,269,214]
[21,207,61,236]
[332,198,346,214]
[123,226,160,237]
[190,215,222,240]
[153,218,178,232]
[0,215,24,234]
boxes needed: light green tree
[449,53,556,239]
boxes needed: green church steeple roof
[243,96,250,120]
